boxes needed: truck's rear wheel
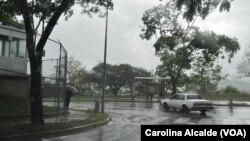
[182,105,189,114]
[163,102,169,111]
[200,110,207,115]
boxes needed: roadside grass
[0,96,58,121]
[0,96,29,117]
[0,96,109,137]
[83,109,109,124]
[200,92,250,101]
[0,110,108,137]
[70,95,137,102]
[43,95,147,102]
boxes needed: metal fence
[40,36,67,112]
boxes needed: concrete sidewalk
[44,110,88,123]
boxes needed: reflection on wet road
[12,102,250,141]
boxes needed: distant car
[160,93,213,115]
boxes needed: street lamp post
[101,0,109,114]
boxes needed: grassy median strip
[0,96,59,122]
[43,95,146,102]
[0,110,108,137]
[0,96,108,137]
[202,93,250,101]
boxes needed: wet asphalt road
[41,102,250,141]
[10,102,250,141]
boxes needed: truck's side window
[178,95,185,100]
[172,95,185,100]
[171,95,178,100]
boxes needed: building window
[18,40,26,58]
[4,41,10,57]
[10,40,17,57]
[0,35,27,58]
[0,40,2,56]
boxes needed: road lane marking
[222,119,236,124]
[173,117,190,124]
[245,120,250,124]
[198,118,212,125]
[157,117,170,124]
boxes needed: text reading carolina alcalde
[145,129,217,137]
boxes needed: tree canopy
[92,63,152,96]
[237,45,250,77]
[174,0,233,22]
[67,56,89,95]
[141,1,239,95]
[190,56,227,93]
[224,85,240,94]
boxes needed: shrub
[224,85,240,94]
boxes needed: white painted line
[157,117,169,123]
[222,119,236,124]
[198,119,212,125]
[245,120,250,124]
[173,118,190,124]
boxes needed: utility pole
[101,0,109,114]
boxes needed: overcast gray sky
[48,0,250,83]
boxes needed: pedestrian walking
[64,85,77,110]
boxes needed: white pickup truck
[160,93,213,115]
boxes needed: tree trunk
[30,60,44,124]
[201,83,206,94]
[172,81,177,95]
[159,81,165,97]
[111,88,119,96]
[88,83,93,96]
[130,82,133,96]
[19,0,72,124]
[113,89,118,96]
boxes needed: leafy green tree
[224,85,240,94]
[0,0,24,28]
[141,1,239,95]
[74,68,89,95]
[92,63,112,95]
[133,67,152,96]
[83,72,97,96]
[174,0,233,22]
[190,56,227,93]
[92,63,152,96]
[108,64,132,96]
[67,56,82,86]
[0,14,24,28]
[155,49,191,94]
[92,63,133,96]
[237,45,250,77]
[0,0,113,124]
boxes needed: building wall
[0,56,27,75]
[0,76,29,99]
[0,24,26,40]
[0,24,29,99]
[0,24,27,76]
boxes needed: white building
[0,24,29,99]
[0,24,27,75]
